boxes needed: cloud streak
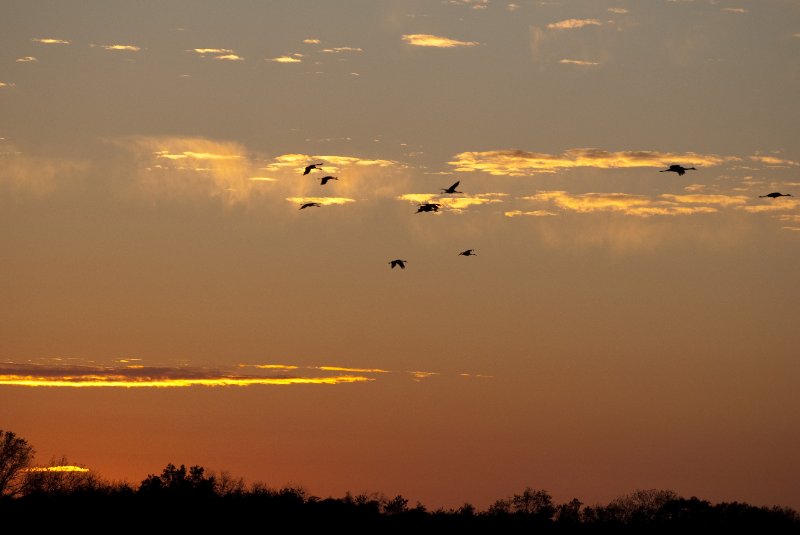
[33,37,70,45]
[547,19,602,30]
[0,362,372,388]
[527,191,722,217]
[0,360,485,388]
[450,148,733,175]
[402,34,480,48]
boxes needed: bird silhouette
[458,249,476,256]
[319,176,338,185]
[389,259,408,269]
[299,202,321,210]
[441,181,462,194]
[303,163,324,175]
[759,192,792,198]
[415,202,441,214]
[660,164,696,176]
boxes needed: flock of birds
[298,163,792,269]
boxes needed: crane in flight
[299,202,321,210]
[441,181,462,194]
[759,192,792,198]
[458,249,476,256]
[319,176,338,185]
[415,202,441,214]
[303,163,324,175]
[389,259,408,269]
[660,164,696,176]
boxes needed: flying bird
[319,176,338,185]
[303,163,324,175]
[299,202,321,210]
[415,202,441,214]
[458,249,476,256]
[660,164,696,176]
[389,259,408,269]
[759,192,792,198]
[441,181,462,194]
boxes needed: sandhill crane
[299,202,321,209]
[458,249,476,256]
[660,164,696,176]
[759,192,792,198]
[389,259,408,269]
[415,202,441,213]
[319,176,338,185]
[441,181,462,194]
[303,163,324,175]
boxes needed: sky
[1,0,799,511]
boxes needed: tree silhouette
[0,430,34,497]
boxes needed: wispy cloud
[191,48,243,60]
[16,56,37,62]
[286,196,356,206]
[321,46,363,53]
[504,210,558,217]
[559,59,600,66]
[738,198,800,213]
[750,155,799,167]
[398,193,504,212]
[527,191,720,217]
[0,362,372,388]
[547,19,601,30]
[33,37,70,45]
[450,148,732,176]
[449,0,489,9]
[660,194,748,207]
[402,34,480,48]
[722,7,747,14]
[0,360,485,388]
[0,82,12,88]
[608,7,628,14]
[96,44,141,52]
[268,55,302,63]
[303,38,320,44]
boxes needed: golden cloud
[269,55,302,63]
[402,34,480,48]
[286,196,355,206]
[661,194,748,206]
[738,198,800,213]
[192,48,234,55]
[750,155,799,167]
[16,56,37,62]
[547,19,602,30]
[98,44,141,52]
[25,466,90,473]
[0,361,486,388]
[397,193,503,211]
[527,191,719,217]
[504,210,558,217]
[33,38,70,44]
[322,47,363,53]
[303,38,321,44]
[450,148,732,176]
[722,7,747,13]
[215,54,244,61]
[608,8,629,14]
[0,362,372,388]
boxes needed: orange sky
[1,0,799,510]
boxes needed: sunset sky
[2,0,799,510]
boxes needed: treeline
[1,431,798,531]
[2,463,798,532]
